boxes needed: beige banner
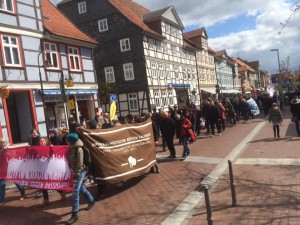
[81,118,156,184]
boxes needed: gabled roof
[142,6,184,29]
[107,0,163,38]
[41,0,97,44]
[234,58,256,73]
[214,49,228,58]
[183,28,207,39]
[245,60,260,71]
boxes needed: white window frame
[148,38,155,50]
[165,64,170,79]
[1,35,21,66]
[44,42,60,69]
[0,0,14,13]
[151,62,157,78]
[120,38,130,52]
[68,46,81,71]
[154,90,160,107]
[158,64,164,78]
[123,63,134,81]
[156,41,162,52]
[174,66,179,79]
[161,91,167,107]
[128,93,138,110]
[168,90,174,105]
[104,66,115,83]
[78,1,86,14]
[98,19,108,32]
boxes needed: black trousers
[273,125,280,137]
[165,136,176,156]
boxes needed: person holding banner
[65,133,95,225]
[0,138,26,207]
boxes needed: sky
[51,0,300,74]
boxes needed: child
[269,103,283,138]
[0,138,25,207]
[37,137,66,206]
[28,128,40,146]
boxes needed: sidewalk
[0,108,294,225]
[187,106,300,225]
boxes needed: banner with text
[0,146,73,190]
[81,118,156,184]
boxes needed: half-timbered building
[58,0,200,115]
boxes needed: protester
[60,127,69,145]
[160,111,176,159]
[269,103,283,138]
[290,95,300,137]
[102,115,113,128]
[216,100,226,132]
[175,114,192,159]
[239,98,249,123]
[68,116,77,133]
[48,128,59,145]
[208,100,221,136]
[0,138,25,207]
[65,133,95,225]
[28,128,41,146]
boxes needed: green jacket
[68,139,86,178]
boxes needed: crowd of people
[1,90,299,225]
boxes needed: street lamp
[38,52,50,135]
[270,49,281,74]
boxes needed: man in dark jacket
[208,101,221,136]
[160,111,176,158]
[201,99,211,135]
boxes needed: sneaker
[0,203,5,207]
[35,190,43,197]
[217,133,221,136]
[84,179,94,186]
[20,195,25,201]
[210,134,214,138]
[170,155,176,159]
[181,156,186,160]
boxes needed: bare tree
[278,1,300,35]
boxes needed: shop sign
[76,95,92,101]
[44,96,62,102]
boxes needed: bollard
[228,160,237,207]
[203,185,213,225]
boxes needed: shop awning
[201,88,216,94]
[41,89,98,95]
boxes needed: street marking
[235,158,300,165]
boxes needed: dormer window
[78,1,86,14]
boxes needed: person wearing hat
[290,95,300,136]
[269,102,283,138]
[65,133,95,225]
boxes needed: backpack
[75,145,92,167]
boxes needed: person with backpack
[65,133,95,225]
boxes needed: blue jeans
[0,180,7,203]
[180,136,190,157]
[72,171,94,212]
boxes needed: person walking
[290,95,300,137]
[208,100,221,136]
[160,111,176,158]
[175,114,192,159]
[65,133,95,225]
[269,103,283,138]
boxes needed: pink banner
[0,146,73,190]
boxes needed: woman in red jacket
[175,114,192,159]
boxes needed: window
[98,19,108,32]
[120,38,130,52]
[158,64,164,78]
[161,91,167,107]
[154,91,160,107]
[183,68,187,79]
[165,64,170,78]
[151,62,157,78]
[168,91,174,105]
[78,1,86,14]
[123,63,134,81]
[148,38,155,50]
[165,24,170,34]
[44,42,59,69]
[156,41,162,52]
[1,35,21,66]
[174,66,179,79]
[0,0,14,12]
[104,66,115,83]
[68,46,81,71]
[128,93,138,110]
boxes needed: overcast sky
[52,0,300,74]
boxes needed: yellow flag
[110,102,116,121]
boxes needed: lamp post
[38,52,49,135]
[270,49,281,74]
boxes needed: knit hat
[272,102,277,106]
[66,133,79,145]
